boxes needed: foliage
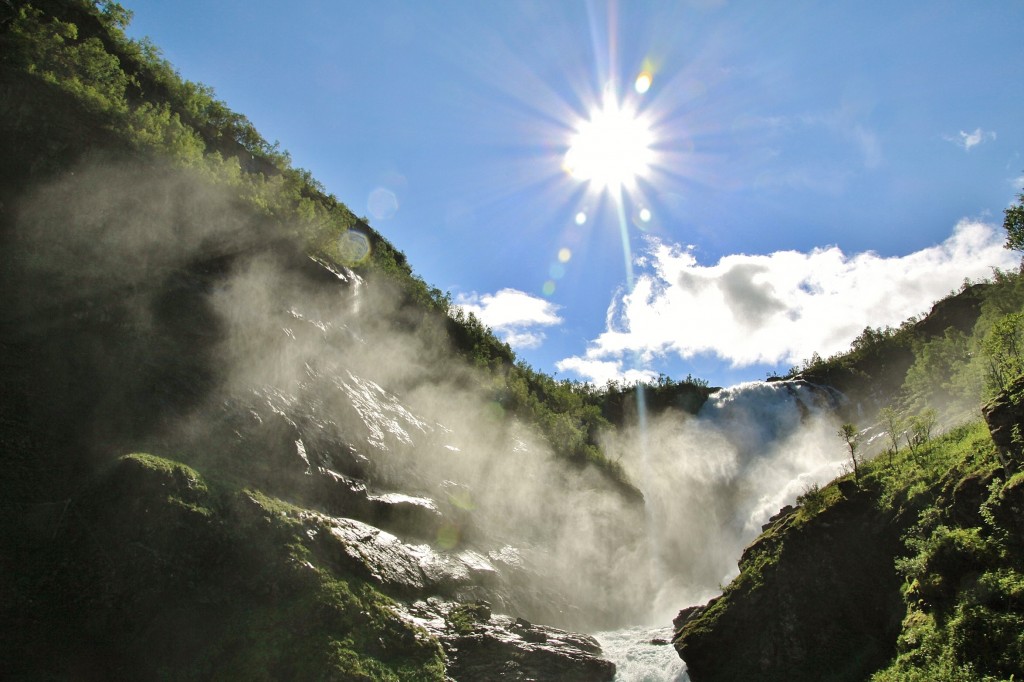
[1003,184,1024,251]
[795,481,832,520]
[838,422,861,480]
[980,310,1024,393]
[903,409,938,457]
[785,264,1024,435]
[790,321,919,384]
[859,422,1024,681]
[900,270,1024,423]
[781,266,1024,441]
[902,329,979,418]
[878,405,905,466]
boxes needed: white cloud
[555,357,658,386]
[455,288,562,349]
[557,220,1019,382]
[503,329,547,350]
[946,127,996,151]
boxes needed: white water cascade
[596,379,849,680]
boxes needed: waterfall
[597,379,847,679]
[607,379,847,619]
[205,256,850,667]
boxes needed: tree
[982,311,1024,393]
[905,409,937,456]
[838,423,860,481]
[878,406,904,467]
[1005,185,1024,251]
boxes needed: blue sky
[121,1,1024,388]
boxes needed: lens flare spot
[367,187,398,220]
[447,489,475,511]
[485,401,505,420]
[558,248,572,263]
[549,263,566,279]
[634,71,652,94]
[575,211,588,225]
[542,280,556,296]
[337,229,371,265]
[436,523,461,550]
[639,207,652,222]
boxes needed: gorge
[3,3,1023,680]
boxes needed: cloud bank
[455,288,562,349]
[558,219,1019,383]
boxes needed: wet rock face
[401,599,616,682]
[300,512,497,600]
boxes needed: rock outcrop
[982,373,1024,472]
[673,480,905,682]
[402,600,616,681]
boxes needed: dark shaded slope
[674,480,905,682]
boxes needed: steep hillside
[673,279,1024,680]
[0,2,634,678]
[1,0,687,495]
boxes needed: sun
[563,89,654,193]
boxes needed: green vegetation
[1002,183,1024,251]
[447,601,491,636]
[883,271,1024,427]
[788,263,1024,444]
[838,423,861,480]
[6,453,447,680]
[681,414,1023,681]
[871,437,1024,681]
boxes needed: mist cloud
[558,219,1018,382]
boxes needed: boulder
[982,374,1024,472]
[401,599,616,681]
[299,512,493,598]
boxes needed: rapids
[595,626,688,681]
